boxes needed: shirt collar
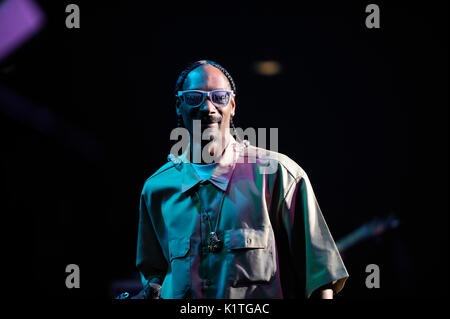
[168,136,247,192]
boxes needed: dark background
[0,1,447,300]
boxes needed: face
[176,64,236,143]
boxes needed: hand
[143,282,162,299]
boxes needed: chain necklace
[194,189,226,253]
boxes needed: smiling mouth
[200,118,221,127]
[201,122,218,127]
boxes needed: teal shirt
[136,137,348,299]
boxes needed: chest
[158,179,272,237]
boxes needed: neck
[189,132,230,164]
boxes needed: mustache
[199,115,222,124]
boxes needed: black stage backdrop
[0,0,447,302]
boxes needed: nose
[199,97,216,114]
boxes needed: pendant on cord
[208,231,223,253]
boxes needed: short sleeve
[136,192,168,289]
[281,172,349,298]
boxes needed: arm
[136,193,167,299]
[281,173,349,299]
[309,282,335,299]
[320,289,334,299]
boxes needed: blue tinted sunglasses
[177,90,234,108]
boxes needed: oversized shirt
[136,137,348,299]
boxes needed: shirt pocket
[225,227,276,287]
[169,237,190,262]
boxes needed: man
[135,60,348,299]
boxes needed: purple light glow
[0,0,45,62]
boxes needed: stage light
[0,0,45,62]
[253,60,282,76]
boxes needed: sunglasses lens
[183,92,204,106]
[211,91,231,107]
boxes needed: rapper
[135,60,348,299]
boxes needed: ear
[175,98,182,116]
[230,94,236,117]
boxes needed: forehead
[183,64,230,90]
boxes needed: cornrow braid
[174,60,237,96]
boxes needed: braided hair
[174,60,237,96]
[174,60,240,141]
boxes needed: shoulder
[240,144,307,182]
[141,160,177,194]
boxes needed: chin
[202,126,220,139]
[205,131,220,142]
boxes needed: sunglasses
[177,90,234,108]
